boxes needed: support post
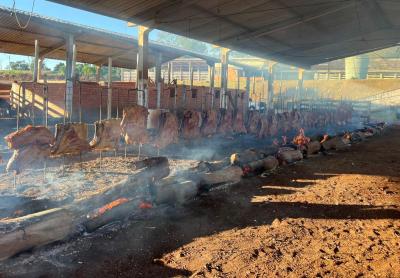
[136,26,151,106]
[244,70,251,118]
[107,57,113,119]
[267,63,277,110]
[65,34,75,121]
[155,53,162,109]
[95,66,101,83]
[189,62,194,89]
[220,48,231,109]
[208,63,215,109]
[298,68,305,103]
[37,58,43,82]
[33,40,39,83]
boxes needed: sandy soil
[1,126,399,277]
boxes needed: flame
[139,201,153,209]
[293,128,310,146]
[320,134,329,144]
[90,198,129,218]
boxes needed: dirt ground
[1,126,400,278]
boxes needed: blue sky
[0,0,164,69]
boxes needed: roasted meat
[90,119,122,151]
[4,125,54,150]
[121,105,149,145]
[153,112,179,149]
[6,144,51,174]
[182,110,201,139]
[51,123,90,155]
[201,109,218,136]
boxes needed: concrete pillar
[136,26,151,106]
[107,57,113,119]
[95,66,101,82]
[267,63,277,110]
[197,67,201,81]
[244,70,251,115]
[297,68,305,101]
[220,48,231,109]
[180,66,183,81]
[155,53,163,108]
[208,63,215,109]
[33,40,39,83]
[167,62,172,84]
[65,34,75,121]
[189,62,194,89]
[38,58,43,82]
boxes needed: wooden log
[230,149,264,166]
[278,150,303,164]
[200,166,243,187]
[306,141,321,156]
[153,180,198,205]
[0,208,75,261]
[243,156,279,176]
[322,137,350,151]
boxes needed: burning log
[277,149,303,164]
[192,159,230,172]
[90,119,122,151]
[306,141,321,156]
[153,180,198,205]
[51,123,91,156]
[0,208,75,261]
[242,156,279,176]
[321,136,350,151]
[199,166,243,187]
[230,149,265,166]
[4,125,54,149]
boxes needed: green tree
[9,60,30,71]
[53,62,66,77]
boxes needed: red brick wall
[13,81,248,121]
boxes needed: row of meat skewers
[2,103,353,174]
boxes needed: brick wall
[11,81,249,122]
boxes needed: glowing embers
[87,198,129,219]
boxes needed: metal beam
[217,2,355,43]
[39,40,66,58]
[33,40,39,83]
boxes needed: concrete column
[267,63,277,110]
[244,70,251,116]
[136,26,151,106]
[33,40,39,83]
[208,63,215,109]
[155,53,163,108]
[180,66,183,81]
[197,67,201,81]
[37,58,43,82]
[95,66,101,82]
[220,48,231,109]
[297,68,305,101]
[107,57,113,119]
[166,62,172,84]
[65,34,75,121]
[189,62,194,89]
[71,44,77,79]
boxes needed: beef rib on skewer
[153,111,179,149]
[217,109,234,135]
[233,111,247,134]
[51,123,91,156]
[120,105,149,145]
[90,119,122,151]
[4,126,54,150]
[182,110,201,139]
[201,109,218,136]
[7,144,51,174]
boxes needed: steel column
[107,57,113,119]
[220,48,231,109]
[136,26,151,106]
[65,34,75,121]
[208,63,215,108]
[33,40,39,83]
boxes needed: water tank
[345,55,369,79]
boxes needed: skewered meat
[182,110,201,139]
[90,119,122,151]
[4,126,54,150]
[148,109,164,130]
[269,114,278,136]
[247,110,261,134]
[258,115,269,138]
[121,105,149,145]
[217,109,234,135]
[233,111,247,134]
[201,109,218,136]
[153,112,179,149]
[51,123,90,155]
[6,144,51,174]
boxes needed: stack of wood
[4,126,55,173]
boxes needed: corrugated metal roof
[47,0,400,68]
[0,6,256,70]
